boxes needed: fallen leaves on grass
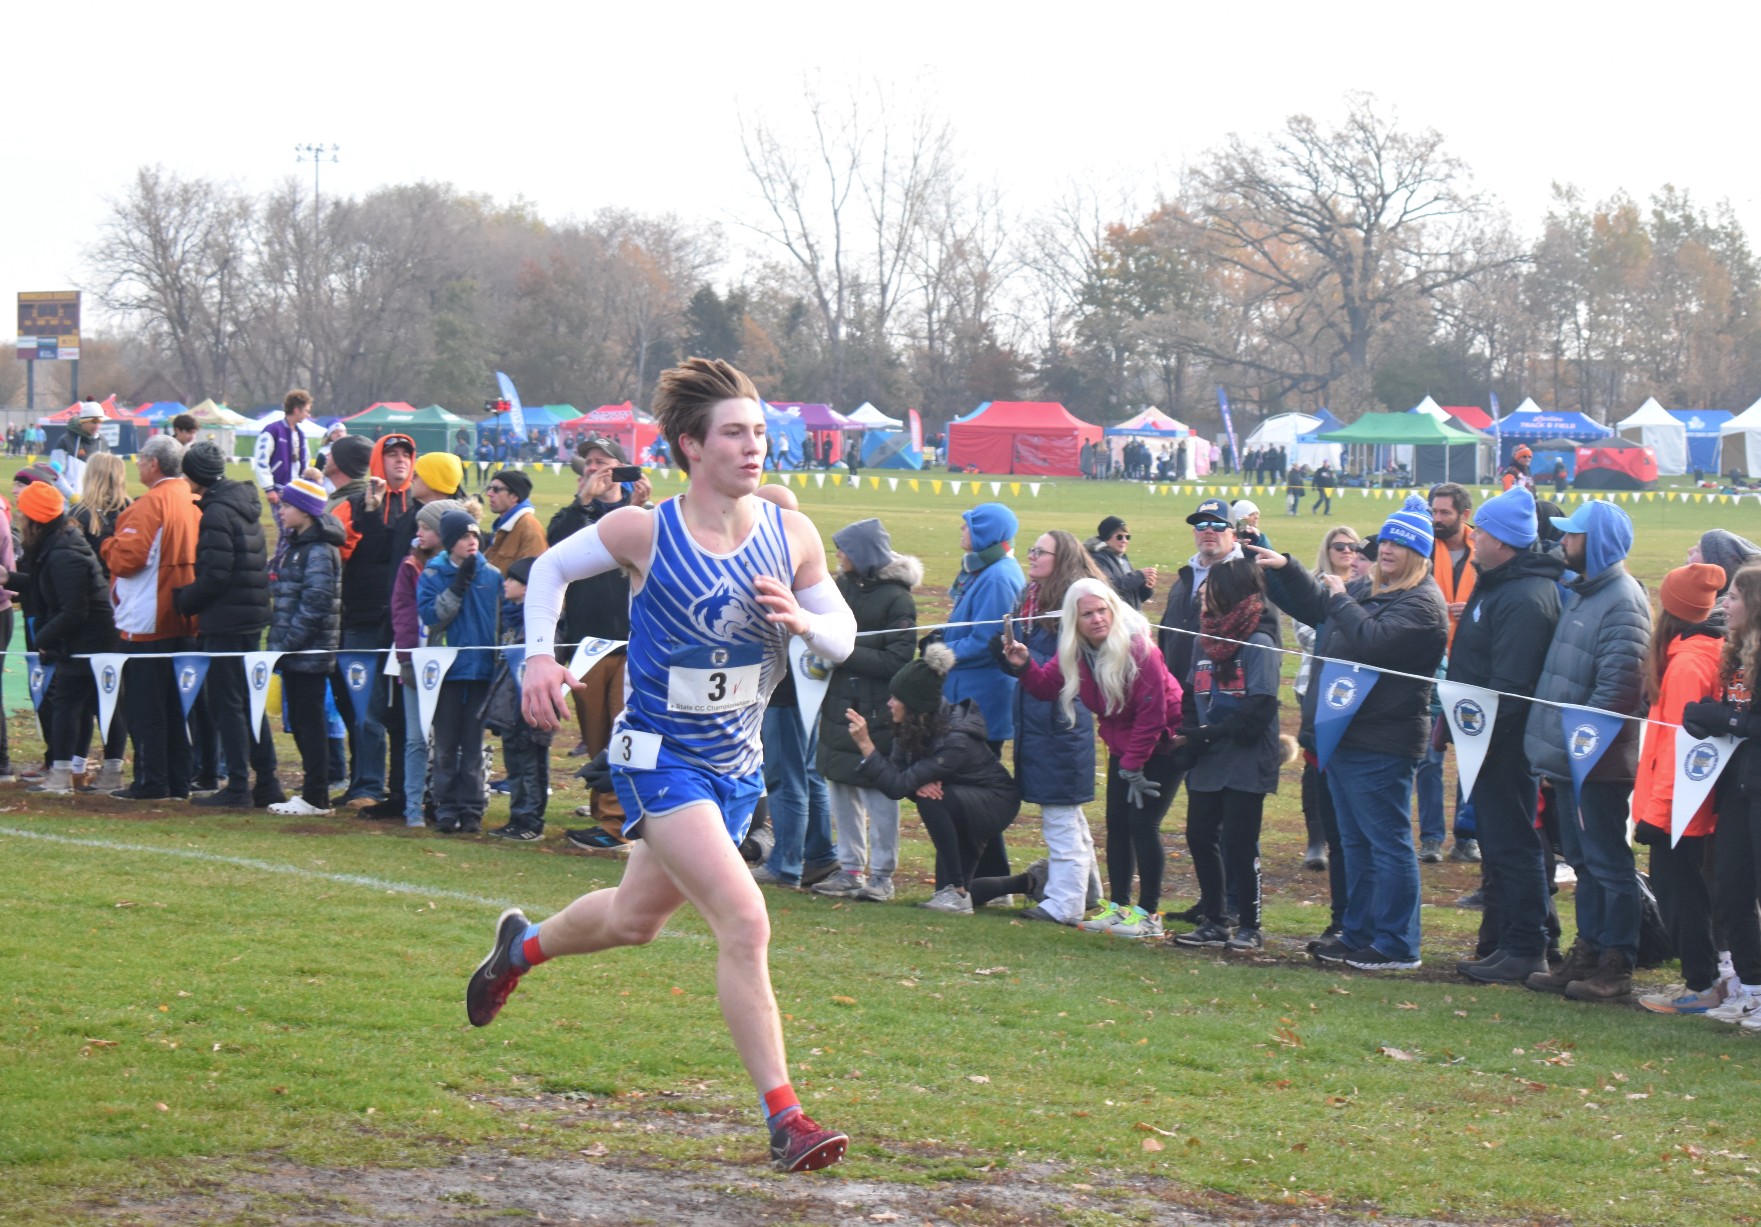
[967,1075,990,1084]
[1270,1026,1304,1048]
[831,996,858,1006]
[580,1143,607,1157]
[1377,1046,1419,1062]
[1134,1121,1179,1136]
[1142,1137,1164,1152]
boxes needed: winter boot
[28,761,73,795]
[80,759,125,793]
[1564,948,1635,1002]
[1525,937,1598,994]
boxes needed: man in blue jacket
[1522,499,1651,1001]
[416,510,503,833]
[941,503,1024,753]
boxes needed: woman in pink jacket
[1004,577,1182,939]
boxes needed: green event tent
[342,402,474,456]
[1320,412,1485,483]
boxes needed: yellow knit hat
[413,451,463,497]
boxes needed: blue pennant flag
[336,651,378,725]
[1560,705,1628,797]
[171,654,211,721]
[1313,660,1381,771]
[26,653,53,713]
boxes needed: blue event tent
[860,429,922,469]
[761,402,809,469]
[1494,407,1609,464]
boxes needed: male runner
[466,358,857,1173]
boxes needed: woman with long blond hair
[1682,562,1761,1025]
[1252,495,1448,971]
[1003,577,1184,939]
[61,453,134,790]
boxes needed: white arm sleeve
[251,431,276,491]
[523,523,620,659]
[795,576,857,664]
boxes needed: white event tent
[1243,411,1342,469]
[1720,397,1761,476]
[845,402,904,429]
[1615,397,1687,475]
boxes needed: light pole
[293,142,339,244]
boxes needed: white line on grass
[0,825,517,907]
[0,826,705,939]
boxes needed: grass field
[3,463,1760,1225]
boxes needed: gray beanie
[182,441,227,488]
[1700,530,1761,592]
[833,518,893,576]
[416,498,466,535]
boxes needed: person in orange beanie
[1633,562,1729,1014]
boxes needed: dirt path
[91,1150,1483,1226]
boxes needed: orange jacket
[1430,525,1476,651]
[1633,631,1724,840]
[102,476,200,641]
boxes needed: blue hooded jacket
[416,551,504,682]
[1523,500,1651,782]
[942,503,1024,740]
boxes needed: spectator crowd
[5,389,1761,1023]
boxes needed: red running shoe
[769,1110,849,1172]
[466,908,528,1027]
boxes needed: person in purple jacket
[1004,576,1184,939]
[254,389,313,563]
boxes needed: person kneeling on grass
[1003,578,1184,940]
[846,644,1021,914]
[266,477,344,816]
[485,556,552,841]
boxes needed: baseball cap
[1185,497,1234,528]
[577,434,627,463]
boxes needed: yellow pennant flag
[1643,491,1655,502]
[1010,482,1021,496]
[909,479,920,492]
[867,476,880,490]
[932,480,943,495]
[1719,494,1731,504]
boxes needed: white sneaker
[268,797,335,816]
[1108,906,1163,939]
[918,885,973,914]
[1742,1009,1761,1032]
[1706,991,1761,1022]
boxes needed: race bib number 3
[609,728,662,771]
[667,643,765,714]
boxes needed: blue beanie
[962,502,1018,552]
[1379,494,1435,556]
[1474,485,1538,549]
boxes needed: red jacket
[1019,636,1183,771]
[1633,630,1724,840]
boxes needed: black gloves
[1680,700,1736,740]
[450,553,478,592]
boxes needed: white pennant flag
[787,635,833,741]
[1030,483,1041,497]
[951,480,963,494]
[551,462,561,475]
[847,474,858,488]
[1672,732,1742,845]
[887,477,897,491]
[410,646,459,741]
[989,481,1001,495]
[89,653,129,744]
[243,651,283,741]
[1437,681,1500,800]
[568,637,625,681]
[813,472,825,488]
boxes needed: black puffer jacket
[1087,539,1152,610]
[1266,559,1448,760]
[14,519,114,662]
[816,555,921,784]
[856,699,1021,841]
[268,514,344,674]
[172,479,270,636]
[1446,547,1564,748]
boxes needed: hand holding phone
[610,465,643,483]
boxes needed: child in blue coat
[416,509,502,833]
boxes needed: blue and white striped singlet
[617,495,793,775]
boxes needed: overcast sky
[11,2,1761,339]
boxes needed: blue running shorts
[611,755,765,846]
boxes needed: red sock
[520,932,550,968]
[762,1083,800,1125]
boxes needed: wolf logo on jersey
[690,576,763,640]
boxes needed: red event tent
[44,395,149,426]
[946,401,1102,476]
[558,403,662,464]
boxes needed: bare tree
[1185,93,1513,415]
